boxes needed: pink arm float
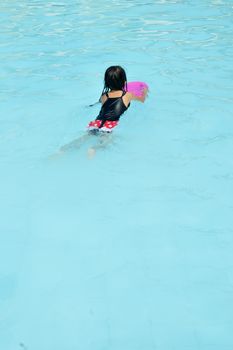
[125,81,149,97]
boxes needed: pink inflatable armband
[125,81,149,97]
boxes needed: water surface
[1,1,233,349]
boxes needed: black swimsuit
[88,91,130,132]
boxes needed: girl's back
[97,90,130,122]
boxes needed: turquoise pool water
[1,1,233,349]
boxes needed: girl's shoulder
[100,90,126,104]
[100,90,145,105]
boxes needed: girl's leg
[87,132,113,158]
[49,132,92,159]
[60,133,91,152]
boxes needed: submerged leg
[49,132,92,159]
[60,133,91,152]
[87,132,113,158]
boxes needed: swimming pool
[1,1,233,349]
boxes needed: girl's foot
[87,147,96,159]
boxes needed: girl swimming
[87,65,147,134]
[59,65,148,157]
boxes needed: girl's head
[103,66,127,93]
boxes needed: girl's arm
[89,94,106,107]
[100,94,108,105]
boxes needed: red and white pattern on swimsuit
[87,120,118,132]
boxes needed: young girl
[60,65,148,157]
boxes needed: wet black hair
[102,66,127,94]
